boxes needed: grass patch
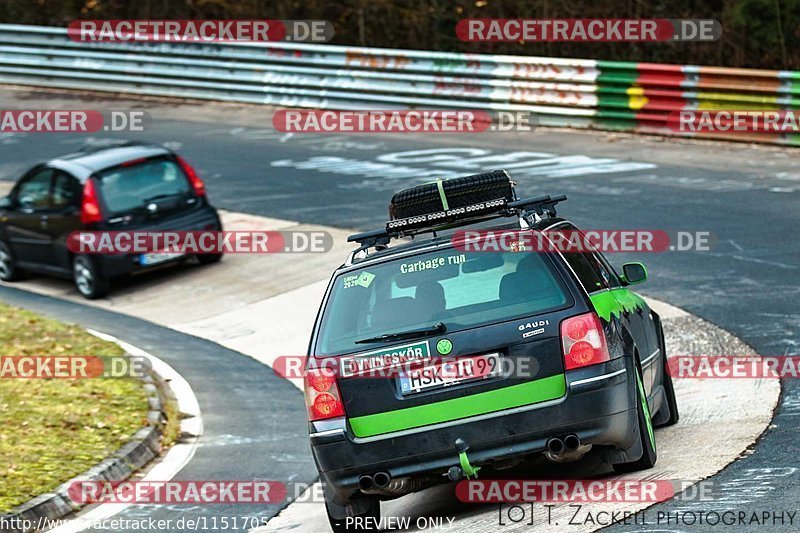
[0,302,149,513]
[160,396,181,449]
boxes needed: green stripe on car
[349,374,566,438]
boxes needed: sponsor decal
[340,341,430,378]
[522,329,545,339]
[343,271,376,289]
[519,320,550,339]
[518,320,550,331]
[400,253,466,273]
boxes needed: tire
[196,253,223,265]
[325,497,380,532]
[0,241,25,282]
[613,364,657,473]
[389,170,513,219]
[655,331,680,427]
[73,255,110,299]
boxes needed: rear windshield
[315,248,571,355]
[98,158,191,214]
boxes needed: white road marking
[271,148,657,190]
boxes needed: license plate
[399,353,502,395]
[139,252,185,266]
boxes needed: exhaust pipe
[362,477,426,496]
[545,434,592,463]
[358,475,374,491]
[546,437,564,455]
[373,471,391,489]
[564,434,580,451]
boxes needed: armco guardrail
[0,24,797,145]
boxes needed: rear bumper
[94,207,221,278]
[310,358,636,503]
[97,251,188,278]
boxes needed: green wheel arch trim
[589,288,646,321]
[349,374,566,438]
[636,368,656,451]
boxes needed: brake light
[80,179,103,224]
[561,312,610,370]
[304,367,345,421]
[176,155,205,197]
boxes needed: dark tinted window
[589,251,621,288]
[52,172,80,209]
[546,226,609,292]
[97,159,191,214]
[560,251,607,292]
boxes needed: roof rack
[509,194,567,220]
[347,193,567,257]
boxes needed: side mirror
[622,262,647,285]
[0,196,12,209]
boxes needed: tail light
[304,367,345,421]
[80,179,103,224]
[561,312,611,370]
[176,155,206,197]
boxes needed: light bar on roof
[386,198,507,232]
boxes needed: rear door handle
[40,215,48,229]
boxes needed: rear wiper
[355,322,446,344]
[143,193,184,203]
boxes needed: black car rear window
[315,248,572,355]
[97,158,190,214]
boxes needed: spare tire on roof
[389,170,515,220]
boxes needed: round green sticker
[436,338,453,355]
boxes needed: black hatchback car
[306,171,679,531]
[0,142,222,298]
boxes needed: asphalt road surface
[1,88,798,531]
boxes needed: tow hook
[455,438,480,479]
